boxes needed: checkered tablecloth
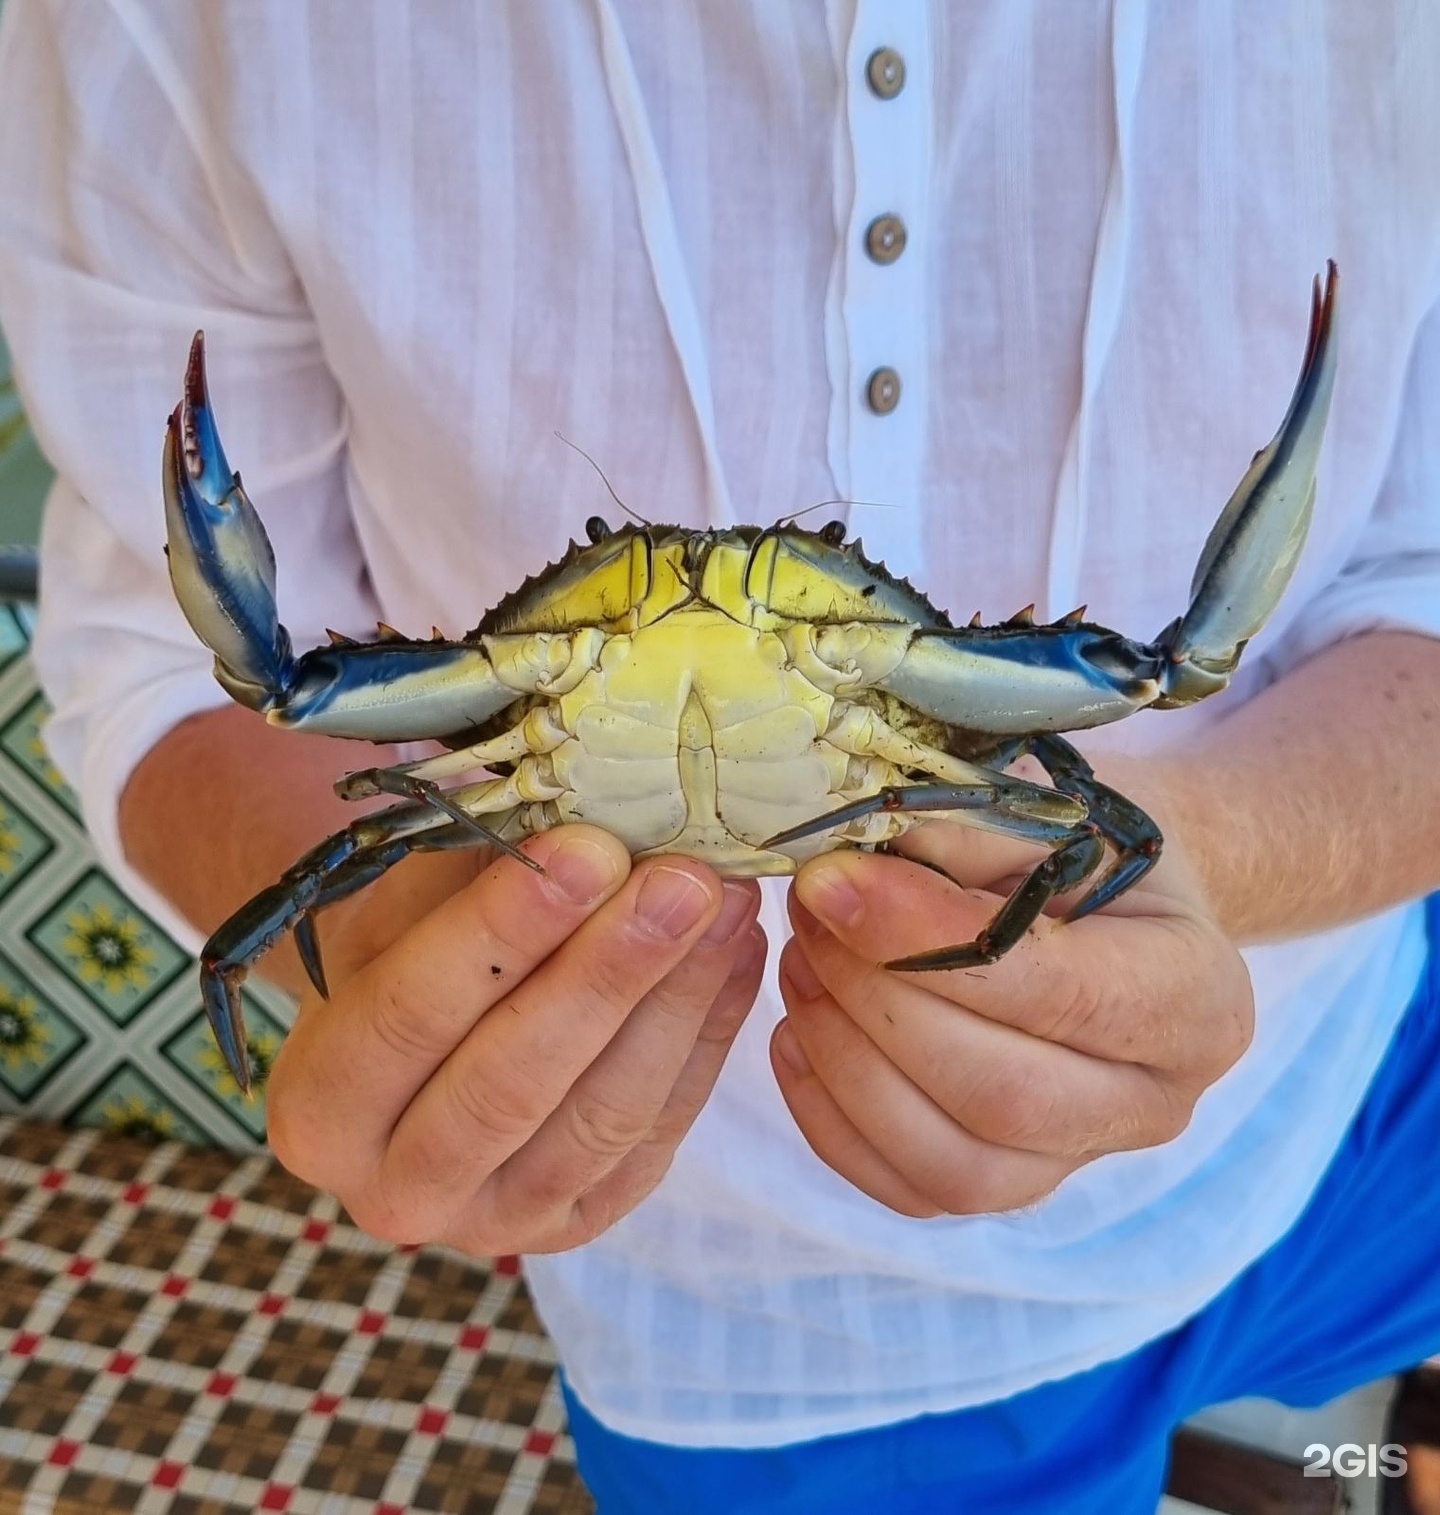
[0,1118,594,1514]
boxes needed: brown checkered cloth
[0,1118,594,1514]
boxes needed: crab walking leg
[201,801,446,1092]
[817,714,1155,959]
[762,777,1086,854]
[333,706,571,801]
[279,769,552,1005]
[290,803,532,1000]
[821,702,1036,789]
[337,769,541,872]
[203,800,532,1094]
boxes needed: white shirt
[2,0,1439,1446]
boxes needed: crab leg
[762,776,1086,853]
[202,800,529,1093]
[762,775,1106,971]
[883,823,1107,972]
[1003,733,1163,920]
[821,706,1159,916]
[349,768,541,871]
[334,706,571,801]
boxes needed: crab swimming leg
[874,735,1162,973]
[202,799,528,1095]
[992,733,1163,921]
[762,776,1106,970]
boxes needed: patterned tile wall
[0,611,291,1150]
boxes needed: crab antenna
[553,432,650,527]
[772,497,895,529]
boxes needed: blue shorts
[562,895,1440,1514]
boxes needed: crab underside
[161,266,1338,1091]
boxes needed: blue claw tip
[163,331,294,707]
[200,967,252,1097]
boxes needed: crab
[164,266,1337,1093]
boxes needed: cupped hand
[771,811,1253,1218]
[265,825,765,1254]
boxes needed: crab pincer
[162,332,295,710]
[1157,261,1339,703]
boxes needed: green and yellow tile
[71,1063,209,1146]
[28,871,188,1025]
[0,794,51,899]
[0,691,81,819]
[0,954,85,1101]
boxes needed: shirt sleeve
[0,0,381,941]
[1262,288,1440,676]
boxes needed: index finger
[267,824,632,1175]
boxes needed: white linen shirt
[2,0,1439,1447]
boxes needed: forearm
[1103,630,1440,944]
[118,705,471,995]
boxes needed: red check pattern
[0,1119,593,1514]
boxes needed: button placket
[834,3,932,578]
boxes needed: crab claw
[1157,262,1339,705]
[163,331,294,709]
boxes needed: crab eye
[585,516,613,544]
[819,520,846,546]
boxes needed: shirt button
[865,214,907,265]
[866,367,902,415]
[866,47,906,99]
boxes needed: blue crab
[164,266,1337,1092]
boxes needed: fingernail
[782,947,824,1003]
[635,865,712,938]
[774,1019,812,1077]
[796,862,863,931]
[545,834,622,905]
[701,883,754,947]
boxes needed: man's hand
[771,817,1252,1218]
[264,825,764,1255]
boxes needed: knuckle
[347,1163,436,1248]
[345,1187,427,1248]
[1032,967,1105,1046]
[443,1055,550,1145]
[263,1073,332,1189]
[969,1062,1062,1150]
[441,1204,522,1260]
[573,950,646,1026]
[366,978,451,1064]
[927,1164,994,1216]
[1128,1076,1194,1149]
[571,1162,663,1241]
[565,1089,649,1163]
[931,1160,1061,1217]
